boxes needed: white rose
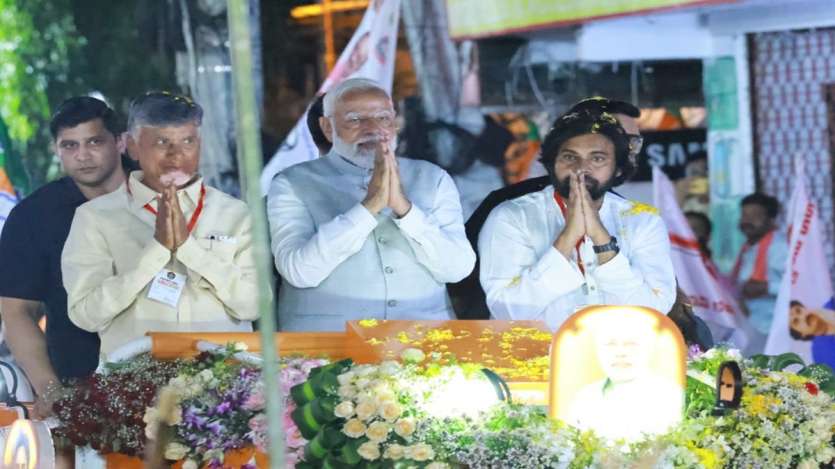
[357,441,381,461]
[405,443,435,462]
[374,388,396,406]
[394,418,416,438]
[337,371,356,386]
[164,442,189,460]
[379,402,402,422]
[383,443,405,460]
[355,378,371,390]
[365,421,392,442]
[182,460,199,469]
[342,418,367,438]
[355,400,377,421]
[334,401,356,419]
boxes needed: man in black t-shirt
[0,96,134,415]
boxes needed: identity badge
[147,269,187,308]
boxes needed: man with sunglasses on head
[267,78,475,331]
[478,108,675,330]
[62,92,261,358]
[450,97,644,319]
[0,97,135,415]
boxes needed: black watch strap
[593,236,619,254]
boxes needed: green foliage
[0,0,86,190]
[0,0,177,190]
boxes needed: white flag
[260,0,401,194]
[652,166,754,351]
[765,164,834,362]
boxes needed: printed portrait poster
[549,306,686,441]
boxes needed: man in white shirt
[63,92,260,355]
[479,108,676,330]
[267,78,475,331]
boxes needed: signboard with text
[446,0,736,39]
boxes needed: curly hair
[540,109,634,187]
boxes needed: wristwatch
[593,236,619,254]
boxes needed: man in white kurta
[479,109,676,331]
[268,79,475,330]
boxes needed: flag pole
[226,1,283,467]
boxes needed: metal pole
[226,1,283,467]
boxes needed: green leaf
[768,353,805,371]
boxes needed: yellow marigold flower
[358,318,379,328]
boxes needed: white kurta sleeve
[267,174,378,289]
[592,214,677,314]
[393,171,476,283]
[478,204,584,320]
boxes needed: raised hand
[385,139,411,218]
[578,173,611,246]
[168,185,189,249]
[154,187,176,251]
[554,171,587,258]
[361,141,391,215]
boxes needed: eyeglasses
[627,134,644,154]
[333,110,396,130]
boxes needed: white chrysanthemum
[379,402,402,422]
[357,441,381,461]
[355,400,377,421]
[337,371,356,386]
[342,418,367,438]
[394,418,416,438]
[365,421,392,442]
[338,385,357,399]
[405,443,435,462]
[334,401,355,419]
[383,443,405,460]
[426,462,450,469]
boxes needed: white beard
[331,131,397,169]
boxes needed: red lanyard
[128,180,206,234]
[553,191,585,274]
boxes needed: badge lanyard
[127,180,206,234]
[553,191,585,275]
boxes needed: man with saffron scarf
[732,193,788,337]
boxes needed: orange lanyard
[731,229,774,283]
[553,192,585,275]
[128,180,206,234]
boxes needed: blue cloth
[812,335,835,369]
[736,231,789,335]
[0,177,100,380]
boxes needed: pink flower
[243,385,266,411]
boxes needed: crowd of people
[0,77,826,418]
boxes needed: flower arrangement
[244,356,331,467]
[50,342,835,469]
[288,349,501,468]
[49,353,186,455]
[148,344,263,468]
